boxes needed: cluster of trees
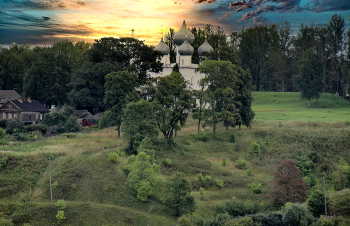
[174,14,349,103]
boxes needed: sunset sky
[1,0,350,46]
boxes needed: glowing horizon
[1,0,349,46]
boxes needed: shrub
[229,134,235,143]
[42,112,67,127]
[162,158,172,167]
[215,179,224,189]
[307,185,326,217]
[0,218,14,226]
[282,203,314,226]
[107,152,119,163]
[6,119,24,134]
[248,141,265,158]
[25,123,48,134]
[328,188,350,216]
[64,115,80,132]
[250,213,284,226]
[226,216,254,226]
[235,158,246,170]
[56,210,66,223]
[178,216,192,226]
[247,182,262,194]
[55,199,67,210]
[0,157,7,170]
[0,127,6,138]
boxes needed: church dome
[174,20,195,46]
[178,39,194,56]
[154,38,170,55]
[198,38,213,55]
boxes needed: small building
[0,98,50,125]
[0,90,22,107]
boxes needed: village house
[0,98,50,125]
[0,90,21,107]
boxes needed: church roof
[174,20,195,46]
[154,38,170,55]
[198,38,214,55]
[178,39,194,56]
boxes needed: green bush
[229,134,236,143]
[55,199,67,210]
[56,210,66,223]
[235,158,246,170]
[282,203,314,226]
[64,115,80,132]
[107,152,119,163]
[162,158,172,166]
[0,157,7,170]
[25,123,48,134]
[0,218,14,226]
[42,112,67,127]
[0,127,6,138]
[248,141,265,158]
[328,189,350,216]
[6,119,24,134]
[215,199,258,218]
[250,213,284,226]
[215,179,224,189]
[247,182,262,194]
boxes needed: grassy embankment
[0,92,349,225]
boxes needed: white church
[149,20,214,90]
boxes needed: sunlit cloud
[0,0,349,45]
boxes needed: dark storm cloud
[195,0,350,22]
[1,0,66,9]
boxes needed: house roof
[0,90,21,101]
[10,100,50,113]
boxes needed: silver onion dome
[198,38,213,55]
[154,38,170,55]
[174,20,195,46]
[178,39,194,56]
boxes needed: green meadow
[252,92,350,122]
[0,92,349,225]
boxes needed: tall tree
[296,48,324,105]
[68,62,122,113]
[147,72,193,145]
[198,60,254,131]
[104,71,138,137]
[127,152,160,202]
[122,100,158,154]
[88,37,162,84]
[269,159,310,206]
[165,172,195,217]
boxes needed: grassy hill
[252,92,350,121]
[0,92,349,225]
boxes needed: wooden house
[0,98,50,125]
[0,90,21,107]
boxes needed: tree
[307,185,327,217]
[165,172,195,217]
[147,72,193,144]
[127,152,159,201]
[198,60,254,131]
[68,61,122,113]
[269,159,310,206]
[122,100,158,154]
[88,37,162,84]
[296,48,324,105]
[282,203,314,226]
[104,71,138,137]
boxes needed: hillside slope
[0,92,349,225]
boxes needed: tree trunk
[197,119,201,134]
[213,123,216,133]
[117,123,121,138]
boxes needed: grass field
[0,92,349,225]
[252,92,350,122]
